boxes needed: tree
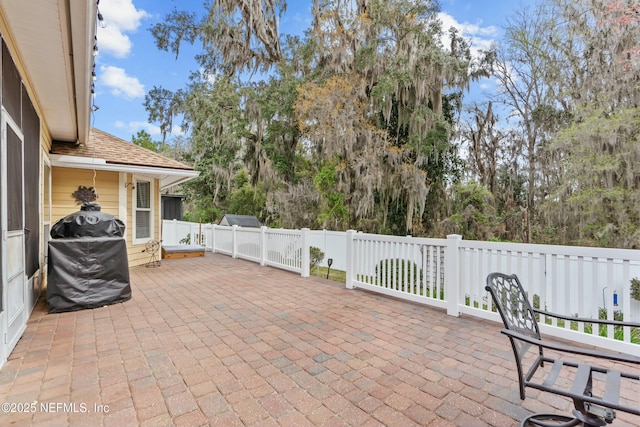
[149,4,310,226]
[485,5,565,241]
[177,74,248,222]
[131,130,159,152]
[143,86,183,149]
[147,0,486,235]
[150,0,285,76]
[438,182,498,240]
[460,102,503,195]
[458,102,530,241]
[249,41,305,185]
[228,171,268,220]
[539,0,640,247]
[294,0,474,233]
[314,162,349,230]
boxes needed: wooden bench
[161,245,205,259]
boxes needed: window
[135,180,152,241]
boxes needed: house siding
[51,167,120,219]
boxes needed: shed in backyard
[219,214,261,227]
[162,194,185,220]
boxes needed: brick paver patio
[0,253,638,426]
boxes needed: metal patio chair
[485,272,640,427]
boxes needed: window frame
[132,176,154,245]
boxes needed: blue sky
[92,0,523,142]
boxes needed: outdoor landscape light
[326,258,333,279]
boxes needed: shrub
[631,278,640,301]
[310,246,325,268]
[581,308,639,344]
[309,246,325,275]
[375,259,423,292]
[532,294,540,310]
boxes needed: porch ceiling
[0,0,96,144]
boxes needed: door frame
[0,106,27,364]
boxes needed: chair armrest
[532,308,640,328]
[501,329,640,365]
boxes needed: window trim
[132,176,154,245]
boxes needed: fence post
[260,226,267,266]
[322,229,327,266]
[206,224,212,251]
[445,234,462,317]
[211,225,217,253]
[170,219,177,245]
[232,225,238,258]
[301,228,310,277]
[346,230,355,289]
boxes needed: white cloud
[115,121,185,138]
[100,66,145,99]
[115,121,161,136]
[97,0,148,58]
[437,12,498,57]
[97,26,132,59]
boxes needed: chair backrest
[485,273,542,359]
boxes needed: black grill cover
[50,202,125,239]
[47,238,131,313]
[47,203,131,313]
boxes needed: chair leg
[571,408,608,427]
[521,413,580,427]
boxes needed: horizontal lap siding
[51,168,119,219]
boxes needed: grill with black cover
[47,203,131,313]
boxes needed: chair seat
[525,356,631,424]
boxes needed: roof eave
[0,0,96,144]
[70,0,96,145]
[50,154,199,190]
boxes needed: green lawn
[310,265,346,283]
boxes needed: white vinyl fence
[162,220,208,247]
[162,221,345,273]
[348,232,640,354]
[162,221,311,276]
[162,220,640,354]
[308,230,348,271]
